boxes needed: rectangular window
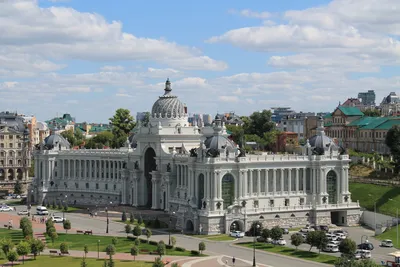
[9,160,12,165]
[96,183,99,189]
[113,184,117,190]
[85,183,89,189]
[9,143,12,148]
[105,184,108,190]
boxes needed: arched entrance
[230,220,244,232]
[144,148,156,208]
[185,220,194,233]
[0,169,4,180]
[17,169,23,180]
[197,174,204,209]
[327,170,337,204]
[8,169,14,180]
[221,174,235,209]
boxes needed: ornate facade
[32,79,360,234]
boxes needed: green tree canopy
[385,125,400,171]
[16,241,30,263]
[109,108,135,136]
[363,108,381,117]
[14,180,23,195]
[244,110,275,138]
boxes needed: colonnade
[59,159,124,180]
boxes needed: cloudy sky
[1,0,399,123]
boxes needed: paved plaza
[0,205,397,266]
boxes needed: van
[323,244,339,253]
[36,206,49,215]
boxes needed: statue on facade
[237,147,246,157]
[202,201,207,209]
[189,148,198,157]
[134,161,139,170]
[166,163,171,172]
[206,148,220,158]
[312,146,325,155]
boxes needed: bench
[49,250,58,255]
[76,230,84,234]
[84,230,93,235]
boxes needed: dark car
[357,243,374,251]
[319,225,329,232]
[281,228,289,234]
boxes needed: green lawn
[46,233,193,256]
[349,182,400,217]
[237,242,337,265]
[10,256,152,267]
[377,226,400,248]
[47,206,82,213]
[114,219,145,227]
[190,234,235,241]
[0,228,25,244]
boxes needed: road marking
[181,256,220,267]
[218,255,274,267]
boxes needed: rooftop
[338,106,364,116]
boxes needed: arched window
[327,170,337,204]
[197,174,204,209]
[221,174,235,209]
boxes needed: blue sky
[1,0,399,122]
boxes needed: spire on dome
[164,78,172,95]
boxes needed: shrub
[152,257,164,267]
[130,213,134,223]
[140,239,147,244]
[63,220,71,233]
[132,226,141,238]
[138,217,143,225]
[190,250,200,256]
[7,250,18,265]
[175,247,186,252]
[125,224,132,236]
[60,242,69,254]
[121,211,127,222]
[166,244,173,249]
[149,240,158,246]
[112,237,118,246]
[198,242,206,254]
[134,239,140,247]
[106,244,116,256]
[156,241,166,257]
[171,236,176,247]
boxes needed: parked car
[323,244,339,253]
[230,231,245,238]
[51,216,64,223]
[281,228,289,234]
[357,243,374,251]
[319,225,329,232]
[354,250,371,259]
[0,206,13,212]
[328,240,340,246]
[335,233,347,240]
[333,230,349,236]
[381,239,394,248]
[17,210,29,216]
[256,237,272,243]
[300,226,315,233]
[272,238,286,246]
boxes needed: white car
[17,210,29,215]
[0,206,13,212]
[51,216,64,223]
[335,233,346,240]
[230,231,245,238]
[272,238,286,246]
[323,244,339,253]
[300,227,315,233]
[354,250,371,259]
[381,239,394,248]
[329,240,340,246]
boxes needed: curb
[229,243,333,267]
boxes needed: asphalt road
[5,205,398,266]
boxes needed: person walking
[232,256,235,266]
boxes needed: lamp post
[106,202,112,234]
[97,240,100,259]
[62,195,67,221]
[168,211,176,245]
[253,223,260,267]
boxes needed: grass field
[349,182,400,217]
[190,234,235,241]
[9,256,152,267]
[237,242,337,265]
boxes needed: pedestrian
[232,256,235,266]
[225,259,228,266]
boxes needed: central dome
[151,79,186,119]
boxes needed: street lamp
[97,240,100,259]
[253,223,260,267]
[168,211,176,245]
[106,202,112,234]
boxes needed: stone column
[345,167,349,193]
[244,170,248,198]
[213,171,218,201]
[151,179,156,209]
[312,168,316,195]
[302,168,306,193]
[341,167,345,193]
[265,169,269,195]
[295,168,299,194]
[205,171,209,199]
[288,168,292,194]
[273,169,276,194]
[257,170,261,196]
[248,170,253,196]
[280,169,284,194]
[320,168,324,195]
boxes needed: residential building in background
[45,113,75,132]
[0,112,31,193]
[75,123,112,138]
[271,107,294,123]
[380,92,400,116]
[215,112,244,126]
[278,112,315,139]
[358,90,376,106]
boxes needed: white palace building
[32,79,360,234]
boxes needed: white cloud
[0,0,227,71]
[101,65,124,72]
[219,96,239,103]
[229,9,271,19]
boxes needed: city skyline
[1,0,399,122]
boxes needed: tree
[83,245,89,259]
[81,257,88,267]
[171,263,179,267]
[109,108,136,148]
[156,241,166,258]
[270,226,283,244]
[226,125,245,146]
[306,231,318,251]
[290,234,304,250]
[63,202,69,211]
[1,238,14,255]
[315,231,328,253]
[363,108,381,117]
[245,110,275,138]
[132,225,141,238]
[338,238,357,258]
[198,241,206,254]
[16,241,30,264]
[49,230,58,244]
[46,219,54,235]
[106,244,116,256]
[107,255,115,267]
[171,236,176,248]
[249,221,263,236]
[125,224,132,237]
[386,125,400,172]
[112,237,118,246]
[122,211,127,222]
[63,220,71,233]
[130,213,134,224]
[60,242,69,254]
[7,250,18,267]
[20,218,33,238]
[85,131,114,149]
[146,228,152,243]
[61,129,77,147]
[14,180,23,195]
[152,257,165,267]
[138,216,143,225]
[74,128,85,146]
[261,229,271,241]
[130,245,139,261]
[29,238,45,259]
[134,238,140,247]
